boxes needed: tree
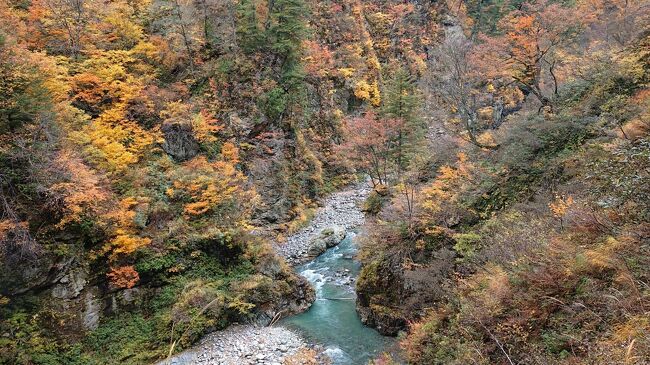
[46,151,108,228]
[395,156,427,224]
[339,113,404,187]
[419,152,474,224]
[267,0,308,108]
[428,34,498,149]
[28,0,93,57]
[267,0,308,64]
[477,0,581,110]
[236,0,265,53]
[107,265,139,289]
[381,65,423,175]
[0,33,49,133]
[102,197,152,259]
[580,0,650,48]
[151,0,204,71]
[169,0,197,70]
[166,148,257,227]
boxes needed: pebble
[156,325,315,365]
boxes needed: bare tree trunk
[547,59,559,96]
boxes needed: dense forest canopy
[0,0,648,364]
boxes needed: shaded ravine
[159,183,392,365]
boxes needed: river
[280,231,393,364]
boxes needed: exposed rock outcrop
[356,242,457,336]
[306,226,346,258]
[162,122,200,161]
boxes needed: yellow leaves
[339,67,356,78]
[549,195,574,218]
[131,40,161,63]
[0,219,28,242]
[66,48,160,175]
[25,52,71,102]
[101,9,145,49]
[512,14,536,32]
[477,131,496,147]
[185,201,210,216]
[221,142,240,164]
[82,50,137,85]
[583,236,621,271]
[367,56,381,72]
[50,151,109,228]
[101,196,151,260]
[354,80,372,100]
[162,102,223,145]
[192,110,223,144]
[160,100,190,122]
[109,232,151,255]
[420,153,474,217]
[374,39,391,52]
[353,80,381,106]
[614,48,649,84]
[367,12,392,28]
[167,155,257,226]
[464,264,511,318]
[457,151,469,164]
[82,110,156,173]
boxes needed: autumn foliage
[0,0,648,364]
[339,113,404,186]
[107,266,140,289]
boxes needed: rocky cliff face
[2,255,148,335]
[356,234,457,336]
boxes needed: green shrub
[363,191,386,215]
[85,313,162,364]
[452,232,481,261]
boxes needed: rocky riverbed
[158,183,372,365]
[275,184,370,266]
[157,325,326,365]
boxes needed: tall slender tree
[381,65,423,175]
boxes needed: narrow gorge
[2,1,648,364]
[161,184,394,365]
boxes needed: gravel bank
[276,183,370,266]
[157,325,321,365]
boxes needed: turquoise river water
[280,232,393,364]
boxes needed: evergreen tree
[267,0,307,61]
[381,65,423,175]
[268,0,308,88]
[236,0,265,53]
[257,0,309,126]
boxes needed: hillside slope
[0,0,648,364]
